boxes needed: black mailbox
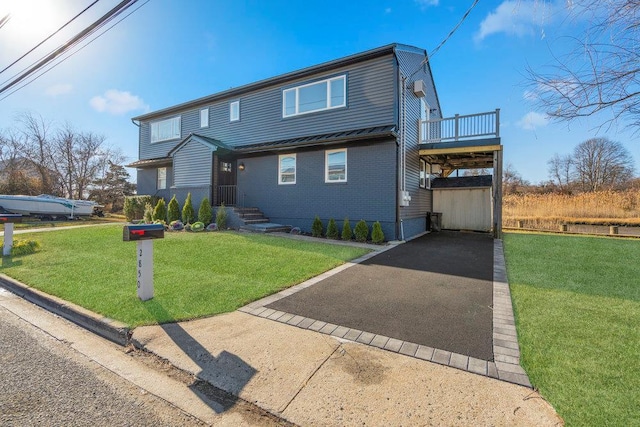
[123,223,165,241]
[0,214,23,224]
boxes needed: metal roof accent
[126,157,172,168]
[234,125,397,153]
[167,133,234,157]
[132,43,426,122]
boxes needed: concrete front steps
[233,207,292,233]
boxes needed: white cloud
[90,90,148,115]
[45,83,73,97]
[415,0,439,9]
[517,111,549,130]
[474,1,561,42]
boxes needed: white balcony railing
[419,108,500,144]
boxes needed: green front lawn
[1,225,369,327]
[504,232,639,426]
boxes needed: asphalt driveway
[266,231,494,361]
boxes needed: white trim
[278,153,296,185]
[200,108,209,128]
[283,75,346,118]
[150,116,181,143]
[325,148,347,183]
[230,100,240,122]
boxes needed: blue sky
[1,0,638,183]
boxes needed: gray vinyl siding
[237,139,398,239]
[136,167,173,201]
[138,55,397,160]
[396,49,439,223]
[172,140,212,187]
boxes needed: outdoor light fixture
[238,162,245,171]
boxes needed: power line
[0,0,101,76]
[0,0,141,97]
[408,0,480,81]
[0,14,10,30]
[0,0,150,102]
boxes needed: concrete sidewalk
[132,311,561,426]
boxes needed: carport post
[493,147,503,239]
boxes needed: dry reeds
[504,190,640,226]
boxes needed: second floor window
[151,117,181,143]
[230,101,239,122]
[283,75,346,118]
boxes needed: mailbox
[0,214,23,224]
[123,223,165,241]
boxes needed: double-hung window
[283,75,346,117]
[150,116,181,143]
[279,154,296,184]
[325,149,347,183]
[420,159,427,188]
[200,109,209,128]
[230,101,239,122]
[157,167,167,190]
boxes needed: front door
[215,157,237,206]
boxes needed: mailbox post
[1,214,23,257]
[123,224,164,301]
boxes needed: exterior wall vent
[413,80,426,98]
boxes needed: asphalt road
[0,286,291,427]
[0,303,208,427]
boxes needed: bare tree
[16,111,58,194]
[547,153,574,193]
[572,137,634,191]
[0,129,40,195]
[502,163,530,194]
[527,1,640,131]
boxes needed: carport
[419,109,503,238]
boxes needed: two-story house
[129,43,503,241]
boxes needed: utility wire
[0,0,100,76]
[0,14,10,30]
[0,0,150,101]
[407,0,480,81]
[0,0,139,97]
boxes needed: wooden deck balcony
[419,109,500,144]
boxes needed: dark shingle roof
[126,157,172,168]
[431,175,493,189]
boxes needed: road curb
[0,274,131,346]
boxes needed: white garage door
[433,187,492,232]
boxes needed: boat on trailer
[0,194,99,219]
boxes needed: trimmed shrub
[354,220,369,242]
[182,192,195,224]
[326,218,339,239]
[152,198,167,223]
[198,197,213,225]
[123,195,152,221]
[311,216,323,237]
[191,221,205,232]
[10,239,40,257]
[371,221,385,244]
[215,203,227,230]
[206,223,218,231]
[167,195,181,223]
[341,218,352,241]
[290,227,301,235]
[143,203,153,224]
